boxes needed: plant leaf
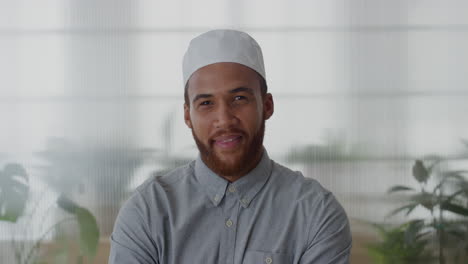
[387,203,419,217]
[411,192,437,211]
[441,171,468,184]
[404,220,425,245]
[56,195,100,260]
[75,207,99,259]
[446,229,466,240]
[0,163,29,222]
[57,194,78,214]
[388,185,415,193]
[441,202,468,216]
[412,160,429,183]
[444,190,465,204]
[367,222,432,263]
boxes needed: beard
[192,120,265,178]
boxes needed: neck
[219,148,264,182]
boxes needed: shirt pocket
[242,250,293,264]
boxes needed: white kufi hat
[182,29,266,86]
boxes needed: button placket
[241,198,249,207]
[219,190,240,264]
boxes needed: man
[109,29,352,264]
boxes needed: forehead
[187,62,261,96]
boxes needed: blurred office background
[1,0,468,263]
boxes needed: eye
[234,95,247,101]
[199,100,212,106]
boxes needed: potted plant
[0,163,100,264]
[370,150,468,264]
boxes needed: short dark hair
[184,73,268,106]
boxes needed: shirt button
[228,186,236,193]
[226,219,233,227]
[214,195,220,202]
[241,198,248,204]
[265,257,273,264]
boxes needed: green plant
[0,163,100,264]
[0,163,29,222]
[376,156,468,264]
[285,131,364,163]
[367,220,432,264]
[35,137,156,237]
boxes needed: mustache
[210,128,246,140]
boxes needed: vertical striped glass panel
[1,1,467,263]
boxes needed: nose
[214,103,238,129]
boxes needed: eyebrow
[191,87,254,104]
[192,93,213,104]
[229,87,254,94]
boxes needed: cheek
[240,110,262,133]
[190,114,211,137]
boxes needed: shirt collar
[194,149,272,207]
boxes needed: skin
[184,62,274,182]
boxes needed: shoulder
[134,161,195,198]
[116,161,195,219]
[270,161,351,253]
[109,163,198,264]
[269,160,331,202]
[269,160,349,231]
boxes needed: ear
[184,103,193,129]
[263,93,274,120]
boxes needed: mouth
[212,135,243,149]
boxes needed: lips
[212,134,243,149]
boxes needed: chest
[153,191,307,264]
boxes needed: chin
[217,152,244,166]
[192,120,265,177]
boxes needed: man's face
[184,62,274,179]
